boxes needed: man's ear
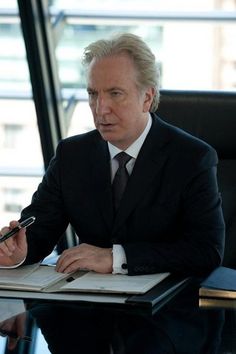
[143,87,155,113]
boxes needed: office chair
[156,90,236,269]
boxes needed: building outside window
[2,124,23,149]
[49,0,236,137]
[0,1,44,225]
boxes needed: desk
[0,279,235,354]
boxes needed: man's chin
[99,131,116,142]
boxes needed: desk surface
[0,279,235,354]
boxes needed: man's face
[87,54,154,150]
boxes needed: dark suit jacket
[22,114,225,276]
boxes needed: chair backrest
[156,90,236,268]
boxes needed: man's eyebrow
[107,86,126,92]
[87,87,95,92]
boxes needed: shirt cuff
[0,257,26,269]
[112,244,128,274]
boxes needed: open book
[0,264,170,295]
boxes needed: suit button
[122,263,127,269]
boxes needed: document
[199,266,236,299]
[0,264,170,295]
[61,272,169,294]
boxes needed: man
[0,33,225,276]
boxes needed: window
[3,124,23,149]
[47,0,236,138]
[3,187,23,212]
[0,3,44,224]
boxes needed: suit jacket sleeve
[21,141,70,264]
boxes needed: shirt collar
[108,114,152,159]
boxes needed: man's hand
[55,243,113,274]
[0,221,27,266]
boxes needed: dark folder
[126,275,190,314]
[199,266,236,299]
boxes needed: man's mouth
[100,123,114,127]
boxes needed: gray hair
[82,33,160,112]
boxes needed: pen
[0,329,32,342]
[0,216,36,244]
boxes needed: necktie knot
[115,152,132,168]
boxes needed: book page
[61,272,170,294]
[0,265,68,291]
[0,263,39,282]
[16,266,68,288]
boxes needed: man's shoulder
[52,129,104,162]
[153,114,216,156]
[56,129,103,153]
[61,129,100,146]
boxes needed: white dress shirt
[108,114,152,274]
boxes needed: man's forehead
[86,84,126,93]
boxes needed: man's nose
[95,96,111,116]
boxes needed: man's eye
[88,91,97,98]
[111,91,121,97]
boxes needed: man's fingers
[0,226,19,255]
[0,239,15,257]
[9,220,20,229]
[56,244,112,274]
[0,221,27,264]
[56,251,82,273]
[58,260,83,274]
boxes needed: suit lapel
[112,115,171,235]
